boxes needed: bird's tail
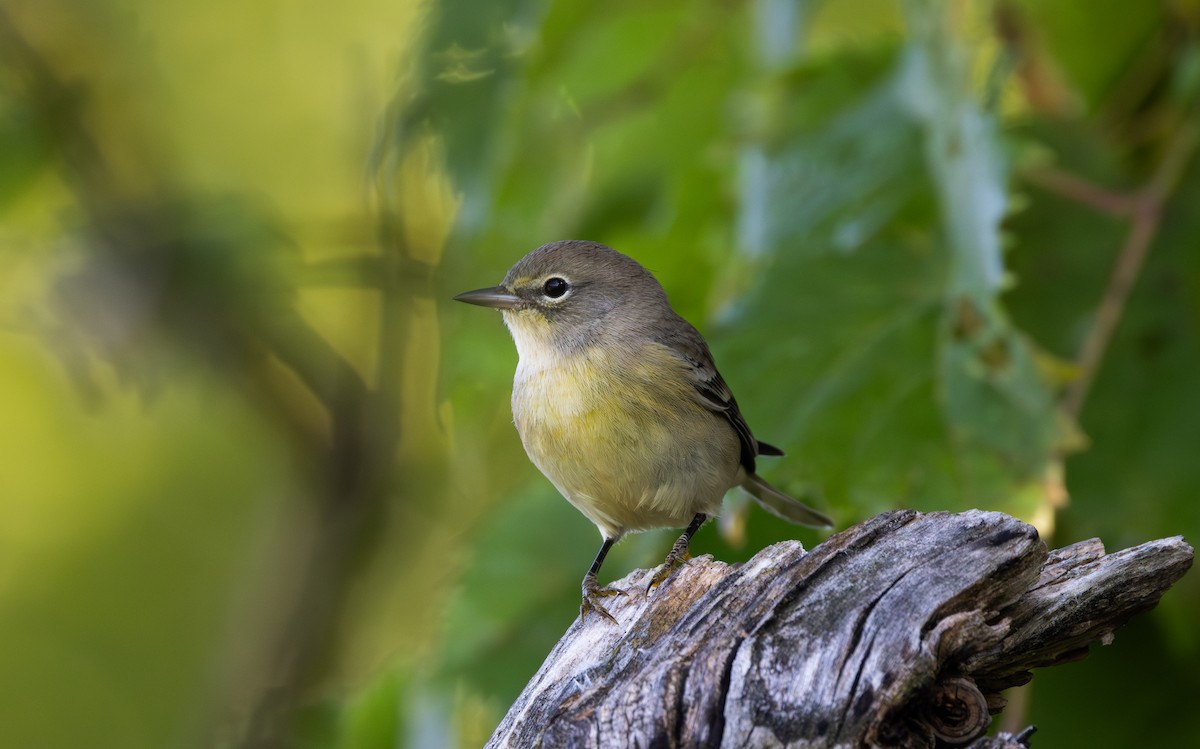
[741,473,834,529]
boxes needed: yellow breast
[506,326,740,537]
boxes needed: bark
[488,510,1193,748]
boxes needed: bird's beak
[453,286,523,310]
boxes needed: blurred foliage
[0,1,1197,748]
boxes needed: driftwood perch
[488,510,1193,748]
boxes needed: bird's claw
[580,575,626,624]
[646,546,692,595]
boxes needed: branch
[488,510,1192,748]
[1062,122,1199,418]
[1020,168,1136,218]
[1022,122,1200,420]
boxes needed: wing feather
[654,322,761,473]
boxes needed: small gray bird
[455,240,833,622]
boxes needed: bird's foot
[580,573,626,624]
[646,533,693,595]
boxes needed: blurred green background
[1,0,1197,747]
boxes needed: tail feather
[741,473,834,529]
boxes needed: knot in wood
[922,676,989,744]
[486,514,1193,749]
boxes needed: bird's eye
[543,277,569,298]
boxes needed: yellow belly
[511,343,741,539]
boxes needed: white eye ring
[542,276,570,300]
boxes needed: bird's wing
[655,323,761,473]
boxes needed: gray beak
[453,285,523,310]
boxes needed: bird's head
[454,240,670,359]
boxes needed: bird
[454,240,833,622]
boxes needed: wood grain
[488,510,1192,748]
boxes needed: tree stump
[487,510,1193,748]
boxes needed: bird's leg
[580,537,626,624]
[647,513,708,593]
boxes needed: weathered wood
[488,510,1192,748]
